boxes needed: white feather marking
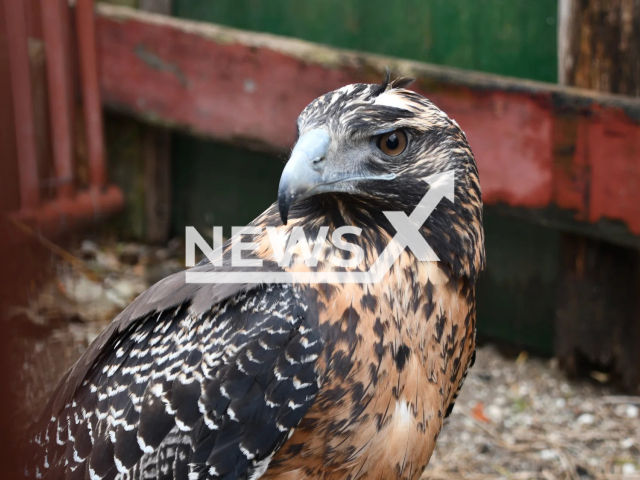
[240,445,255,460]
[292,377,312,389]
[175,418,192,432]
[394,399,413,428]
[248,452,275,480]
[285,353,299,365]
[114,457,128,474]
[150,383,164,397]
[220,386,230,399]
[137,435,154,454]
[374,91,412,111]
[300,337,317,348]
[274,369,287,381]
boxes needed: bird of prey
[25,76,485,480]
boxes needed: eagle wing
[25,262,323,480]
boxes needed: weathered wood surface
[142,126,171,243]
[95,4,640,243]
[139,0,172,244]
[556,235,640,392]
[559,0,640,95]
[556,0,640,393]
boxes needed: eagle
[24,76,485,480]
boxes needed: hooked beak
[277,128,395,224]
[278,129,330,225]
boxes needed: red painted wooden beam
[95,5,640,239]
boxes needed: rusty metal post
[41,0,75,199]
[3,0,40,210]
[2,0,124,242]
[76,0,106,189]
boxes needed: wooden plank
[556,234,640,392]
[556,0,640,394]
[142,126,171,243]
[95,5,640,241]
[139,0,172,244]
[174,0,558,83]
[559,0,640,96]
[139,0,172,14]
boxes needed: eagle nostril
[310,155,326,172]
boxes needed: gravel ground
[10,240,640,479]
[424,347,640,480]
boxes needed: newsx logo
[187,225,367,269]
[185,171,454,284]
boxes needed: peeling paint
[134,44,188,87]
[96,4,640,238]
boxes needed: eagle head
[278,75,485,280]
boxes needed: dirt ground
[424,347,639,479]
[10,240,640,480]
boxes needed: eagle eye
[377,130,407,156]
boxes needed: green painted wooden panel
[106,113,147,239]
[172,134,285,234]
[476,211,559,355]
[174,0,558,82]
